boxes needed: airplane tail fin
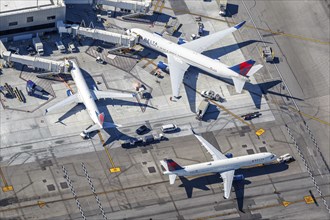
[160,159,183,185]
[97,112,105,126]
[229,60,263,93]
[229,59,256,77]
[97,112,122,129]
[161,159,184,172]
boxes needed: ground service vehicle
[136,125,150,135]
[196,99,210,121]
[161,124,178,133]
[32,37,44,55]
[277,154,294,163]
[56,41,66,53]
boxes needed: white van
[161,124,178,133]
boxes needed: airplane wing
[167,54,190,98]
[181,21,246,53]
[93,90,135,100]
[193,132,227,161]
[45,93,81,114]
[220,170,235,199]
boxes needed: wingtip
[234,21,246,29]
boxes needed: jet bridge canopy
[97,0,152,14]
[57,21,137,48]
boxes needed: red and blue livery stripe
[229,59,255,77]
[166,159,183,171]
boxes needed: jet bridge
[1,51,70,73]
[97,0,152,14]
[57,21,136,48]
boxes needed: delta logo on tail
[97,112,105,125]
[229,60,256,77]
[166,159,183,171]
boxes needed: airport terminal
[0,0,329,219]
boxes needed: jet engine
[66,89,73,97]
[177,38,186,45]
[157,61,169,72]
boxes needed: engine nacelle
[157,61,169,72]
[66,89,73,97]
[225,153,233,158]
[177,38,186,45]
[233,174,245,181]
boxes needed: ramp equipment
[97,0,152,14]
[261,46,275,62]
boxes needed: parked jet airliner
[129,21,263,98]
[45,60,135,138]
[160,131,276,199]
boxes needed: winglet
[234,21,246,29]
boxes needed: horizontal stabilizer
[232,77,246,94]
[246,64,263,77]
[84,123,101,134]
[169,174,177,185]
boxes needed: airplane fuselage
[131,29,248,82]
[70,61,102,128]
[164,152,275,176]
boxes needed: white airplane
[45,60,136,138]
[129,21,263,98]
[160,132,276,199]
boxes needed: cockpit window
[271,155,275,159]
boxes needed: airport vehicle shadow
[203,73,303,109]
[178,163,288,210]
[226,4,239,18]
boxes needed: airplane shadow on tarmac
[178,163,288,211]
[181,39,303,111]
[185,70,303,110]
[203,40,266,59]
